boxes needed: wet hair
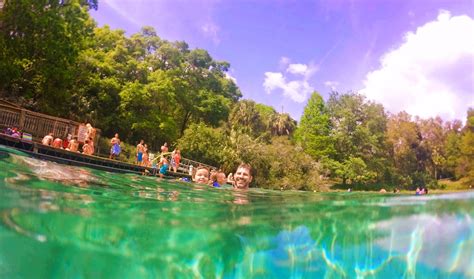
[193,166,209,179]
[236,163,252,176]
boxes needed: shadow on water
[0,145,473,278]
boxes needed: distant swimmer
[233,163,253,190]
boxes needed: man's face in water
[233,167,252,189]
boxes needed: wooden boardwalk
[0,100,217,177]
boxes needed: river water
[0,145,473,278]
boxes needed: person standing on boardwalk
[171,148,181,172]
[85,123,96,142]
[233,163,253,190]
[161,142,168,154]
[143,144,150,167]
[88,137,95,155]
[109,133,121,159]
[158,156,169,178]
[136,140,145,165]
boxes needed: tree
[294,92,335,160]
[386,112,422,187]
[176,123,230,167]
[457,108,474,185]
[417,117,446,179]
[0,0,95,115]
[271,113,296,136]
[228,100,266,138]
[325,92,389,185]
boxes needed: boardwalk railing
[0,100,100,143]
[0,100,217,176]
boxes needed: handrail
[0,101,218,175]
[0,102,101,144]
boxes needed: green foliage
[229,100,297,141]
[324,92,389,184]
[0,0,95,115]
[456,108,474,186]
[335,157,377,185]
[294,92,335,160]
[259,137,327,191]
[176,123,230,167]
[177,123,326,190]
[1,3,472,191]
[228,100,266,138]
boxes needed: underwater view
[0,145,473,278]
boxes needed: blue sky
[91,0,474,122]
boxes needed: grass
[437,177,472,191]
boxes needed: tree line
[1,0,472,190]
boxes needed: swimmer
[193,166,210,185]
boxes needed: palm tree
[272,113,296,136]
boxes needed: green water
[0,146,473,278]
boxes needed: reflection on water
[0,146,473,278]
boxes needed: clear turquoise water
[0,145,473,278]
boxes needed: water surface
[0,146,473,278]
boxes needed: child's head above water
[193,166,210,184]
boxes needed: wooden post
[19,109,26,129]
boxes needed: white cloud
[361,11,474,122]
[324,80,339,91]
[287,63,307,75]
[264,60,317,103]
[287,63,318,79]
[263,71,314,103]
[201,21,220,45]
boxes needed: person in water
[109,133,121,159]
[233,163,253,190]
[193,166,210,184]
[210,171,227,187]
[227,173,234,184]
[415,187,421,195]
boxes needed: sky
[90,0,474,122]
